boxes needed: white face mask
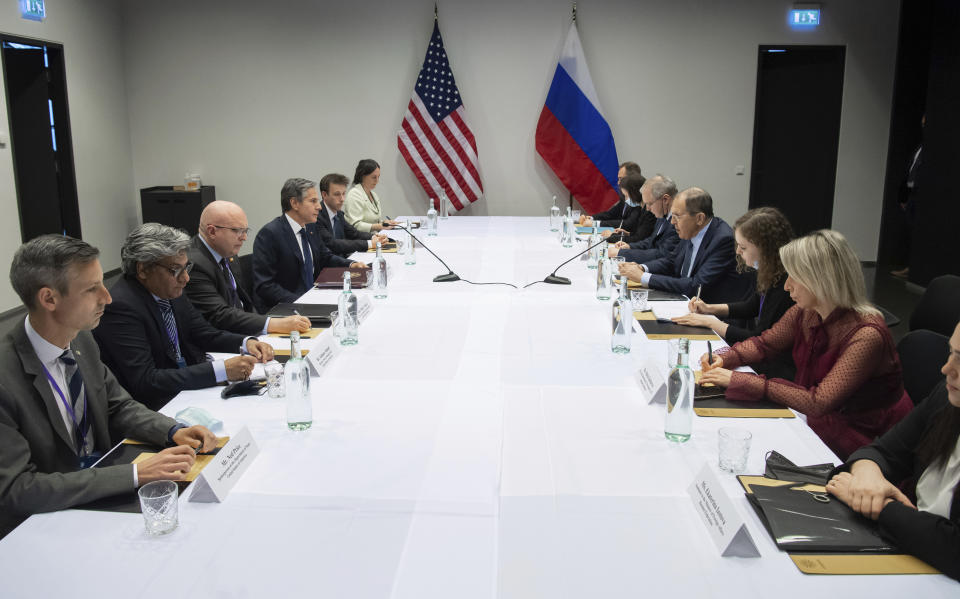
[753,260,760,270]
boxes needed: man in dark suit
[316,173,389,258]
[185,200,310,336]
[0,235,216,539]
[252,177,366,311]
[619,187,751,304]
[94,224,275,410]
[609,174,681,263]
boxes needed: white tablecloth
[0,217,954,597]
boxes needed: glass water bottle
[371,241,388,299]
[284,330,312,431]
[426,198,438,236]
[337,271,359,345]
[549,195,561,232]
[664,338,695,443]
[611,276,632,354]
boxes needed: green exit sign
[20,0,46,22]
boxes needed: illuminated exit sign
[789,7,821,27]
[20,0,46,22]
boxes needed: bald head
[199,201,250,258]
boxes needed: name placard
[634,357,667,404]
[306,331,341,377]
[687,464,760,558]
[357,296,374,324]
[188,426,259,503]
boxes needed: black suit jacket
[843,381,959,581]
[592,198,628,223]
[185,235,266,336]
[316,204,372,258]
[614,206,657,244]
[252,215,352,311]
[643,217,750,304]
[619,215,681,263]
[0,325,176,538]
[93,275,247,410]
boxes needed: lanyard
[758,293,766,319]
[41,362,90,456]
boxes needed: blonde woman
[700,230,912,459]
[343,159,398,233]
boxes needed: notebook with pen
[314,266,369,288]
[266,303,337,326]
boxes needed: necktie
[156,299,186,368]
[299,228,314,289]
[58,349,90,455]
[333,213,345,240]
[220,258,242,308]
[681,244,694,278]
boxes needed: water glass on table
[630,289,649,311]
[718,427,752,473]
[138,480,179,535]
[264,360,284,398]
[329,311,342,342]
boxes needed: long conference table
[0,216,955,597]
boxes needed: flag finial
[572,1,577,22]
[434,2,438,20]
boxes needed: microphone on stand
[541,237,610,285]
[392,223,461,283]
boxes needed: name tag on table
[634,357,667,404]
[188,426,259,503]
[306,330,341,376]
[357,296,374,323]
[688,464,760,558]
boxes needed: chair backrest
[909,274,960,337]
[897,329,950,405]
[236,254,254,301]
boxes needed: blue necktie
[58,349,90,455]
[156,299,186,368]
[220,258,242,308]
[333,213,345,240]
[299,228,314,289]
[681,244,694,278]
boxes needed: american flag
[398,20,483,212]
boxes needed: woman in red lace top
[700,230,912,459]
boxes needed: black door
[1,36,81,242]
[749,46,845,236]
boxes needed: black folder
[267,303,337,326]
[748,484,896,553]
[638,320,718,339]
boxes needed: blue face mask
[625,196,640,208]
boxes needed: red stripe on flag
[407,102,470,206]
[535,106,618,214]
[401,115,458,207]
[437,117,482,193]
[450,110,478,155]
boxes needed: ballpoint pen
[695,285,702,302]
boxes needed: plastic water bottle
[426,198,438,236]
[337,271,359,345]
[284,330,312,431]
[596,253,613,300]
[665,338,695,442]
[371,241,388,299]
[549,195,561,232]
[440,192,449,219]
[611,276,632,354]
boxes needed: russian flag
[536,22,620,214]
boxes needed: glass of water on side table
[138,480,179,535]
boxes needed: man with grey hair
[185,200,311,335]
[252,177,365,311]
[619,187,748,304]
[0,234,217,539]
[94,223,275,410]
[608,174,681,262]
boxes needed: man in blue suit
[252,178,366,311]
[619,187,751,304]
[608,174,680,263]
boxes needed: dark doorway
[749,45,845,237]
[1,35,80,242]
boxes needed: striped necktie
[156,299,186,368]
[299,228,314,289]
[58,349,91,455]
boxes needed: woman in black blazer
[826,320,960,581]
[672,207,796,378]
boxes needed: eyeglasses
[155,261,194,279]
[211,225,251,236]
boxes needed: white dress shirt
[917,437,960,518]
[285,213,314,263]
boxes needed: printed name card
[687,464,760,558]
[188,426,259,503]
[634,357,667,404]
[306,330,341,377]
[357,296,374,324]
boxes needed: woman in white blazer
[343,159,398,233]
